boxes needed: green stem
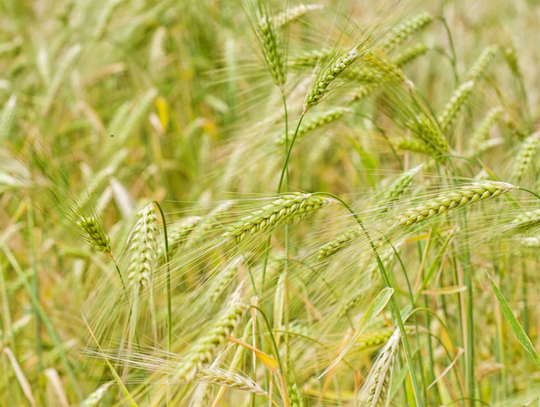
[312,192,424,407]
[153,201,171,407]
[27,207,43,374]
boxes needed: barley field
[2,0,540,406]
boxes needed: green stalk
[312,192,424,407]
[153,201,171,406]
[27,206,43,374]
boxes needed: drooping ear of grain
[76,215,113,258]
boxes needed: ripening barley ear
[287,383,305,407]
[208,256,243,302]
[396,138,435,155]
[275,107,351,145]
[185,200,234,248]
[437,80,475,133]
[379,164,423,210]
[159,216,202,259]
[469,107,504,156]
[504,115,526,140]
[466,45,498,81]
[503,46,522,78]
[224,193,334,244]
[42,44,82,116]
[511,132,540,183]
[115,88,158,145]
[288,49,331,70]
[378,13,434,53]
[396,181,516,227]
[358,328,401,407]
[508,209,540,234]
[176,286,247,381]
[195,366,268,397]
[126,203,159,289]
[406,113,450,157]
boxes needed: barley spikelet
[358,328,401,407]
[511,132,540,182]
[345,66,383,83]
[318,227,361,260]
[274,4,323,27]
[258,14,287,88]
[288,49,331,70]
[364,51,406,84]
[391,43,428,67]
[208,256,242,302]
[42,44,82,115]
[379,13,434,52]
[304,45,361,111]
[127,204,159,288]
[437,80,475,132]
[162,216,202,257]
[76,215,113,258]
[406,113,450,155]
[509,209,540,233]
[520,236,540,247]
[276,107,350,144]
[81,382,112,407]
[186,201,234,247]
[397,181,516,227]
[396,138,434,155]
[195,366,267,396]
[466,45,498,81]
[117,88,158,144]
[94,0,124,41]
[0,95,17,140]
[288,383,305,407]
[380,164,423,208]
[177,289,247,381]
[348,83,378,102]
[469,107,503,156]
[224,193,333,244]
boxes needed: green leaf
[318,287,394,378]
[488,274,540,371]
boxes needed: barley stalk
[224,193,334,244]
[127,204,159,288]
[397,181,516,227]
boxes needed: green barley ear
[397,181,516,227]
[94,0,124,41]
[406,113,450,156]
[288,49,331,70]
[258,13,287,88]
[503,46,521,77]
[469,107,503,156]
[81,382,112,407]
[275,107,350,144]
[127,204,159,288]
[304,45,363,111]
[504,115,526,140]
[317,227,361,260]
[274,4,323,27]
[288,383,305,407]
[77,215,113,258]
[391,43,428,66]
[437,80,475,132]
[209,256,242,302]
[177,286,247,381]
[509,209,540,233]
[160,216,202,258]
[348,83,378,102]
[364,51,408,84]
[224,193,334,244]
[466,45,498,81]
[511,132,540,182]
[0,95,17,140]
[42,44,82,116]
[358,328,401,407]
[186,200,234,248]
[396,138,434,155]
[378,13,434,53]
[380,164,423,208]
[354,326,415,352]
[116,88,158,145]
